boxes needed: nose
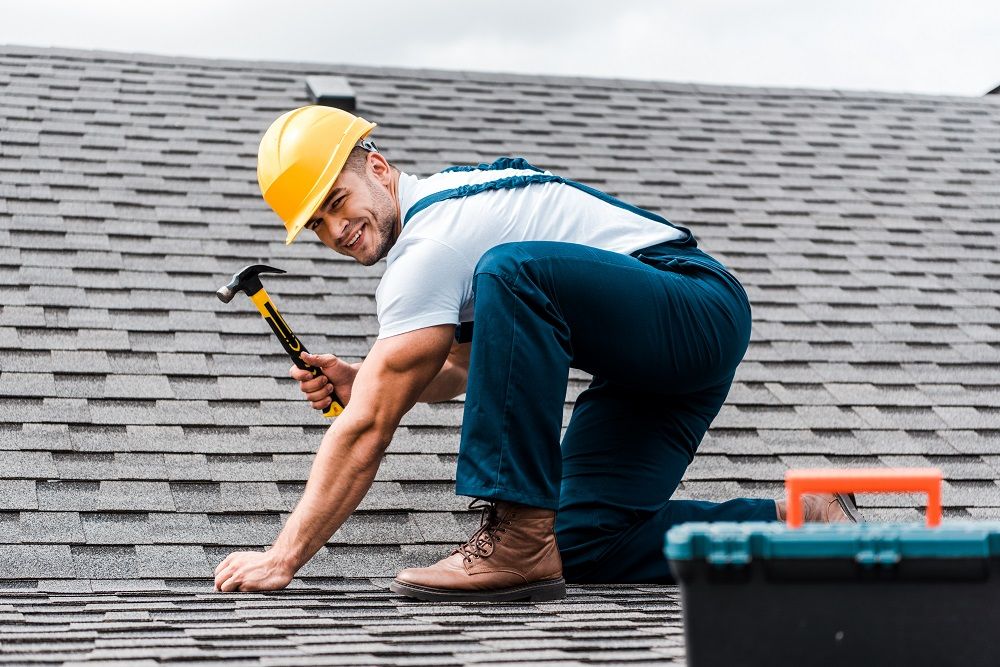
[316,211,348,236]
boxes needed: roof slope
[1,43,999,663]
[0,586,686,665]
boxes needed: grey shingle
[0,423,72,452]
[71,545,141,578]
[0,545,76,578]
[852,405,951,430]
[83,511,214,544]
[136,545,211,578]
[170,481,286,513]
[0,480,39,510]
[0,451,57,477]
[11,512,86,551]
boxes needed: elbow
[368,424,394,456]
[344,430,391,474]
[366,409,398,452]
[335,409,394,461]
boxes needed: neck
[388,166,402,237]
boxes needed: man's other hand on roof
[213,549,294,593]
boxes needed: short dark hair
[341,145,371,177]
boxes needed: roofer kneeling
[212,106,860,600]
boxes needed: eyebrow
[308,187,346,226]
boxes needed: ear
[367,151,392,187]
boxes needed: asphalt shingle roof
[1,44,999,665]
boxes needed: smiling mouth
[344,225,363,249]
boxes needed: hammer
[216,264,344,418]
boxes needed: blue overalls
[404,158,778,583]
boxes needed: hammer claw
[216,264,287,303]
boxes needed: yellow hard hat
[257,105,377,245]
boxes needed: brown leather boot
[390,499,566,602]
[775,493,865,523]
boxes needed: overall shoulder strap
[404,173,561,225]
[440,157,546,174]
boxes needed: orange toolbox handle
[784,467,943,528]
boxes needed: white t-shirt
[375,165,686,339]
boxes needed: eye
[306,193,346,232]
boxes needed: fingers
[284,366,334,407]
[288,352,337,376]
[218,576,241,592]
[214,556,246,592]
[216,574,241,592]
[308,380,335,408]
[300,351,338,367]
[287,363,330,390]
[299,373,328,394]
[289,352,340,382]
[214,556,227,576]
[311,394,333,410]
[287,353,339,409]
[214,559,234,592]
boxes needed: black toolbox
[664,468,999,666]
[665,521,1000,666]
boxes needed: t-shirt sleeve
[375,238,474,340]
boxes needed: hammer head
[216,264,287,303]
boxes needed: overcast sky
[2,0,998,96]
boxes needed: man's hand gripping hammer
[216,264,343,418]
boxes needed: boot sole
[389,577,566,602]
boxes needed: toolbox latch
[855,532,902,568]
[706,534,751,567]
[855,548,902,567]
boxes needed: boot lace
[452,499,513,564]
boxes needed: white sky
[1,0,998,96]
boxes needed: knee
[555,531,606,583]
[556,505,679,584]
[554,507,627,582]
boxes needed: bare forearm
[268,418,387,573]
[418,361,467,403]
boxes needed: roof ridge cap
[0,43,996,104]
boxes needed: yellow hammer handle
[249,289,344,418]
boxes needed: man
[212,106,862,600]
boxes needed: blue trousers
[455,241,778,583]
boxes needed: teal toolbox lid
[665,522,1000,566]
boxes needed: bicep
[348,324,455,433]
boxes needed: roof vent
[306,76,356,111]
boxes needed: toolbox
[664,468,1000,667]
